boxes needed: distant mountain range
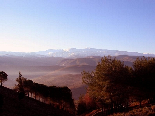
[0,48,155,58]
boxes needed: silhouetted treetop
[0,71,8,86]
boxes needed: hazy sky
[0,0,155,53]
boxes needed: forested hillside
[0,86,74,116]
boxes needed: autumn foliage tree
[77,93,96,115]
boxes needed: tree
[14,72,25,92]
[82,56,131,112]
[22,79,34,97]
[77,95,87,115]
[132,57,155,105]
[14,72,26,99]
[0,71,8,86]
[77,93,96,115]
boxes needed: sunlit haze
[0,0,155,54]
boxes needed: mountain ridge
[0,48,154,58]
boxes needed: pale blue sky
[0,0,155,54]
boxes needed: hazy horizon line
[0,48,154,55]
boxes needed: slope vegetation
[0,86,74,116]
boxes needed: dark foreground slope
[0,86,74,116]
